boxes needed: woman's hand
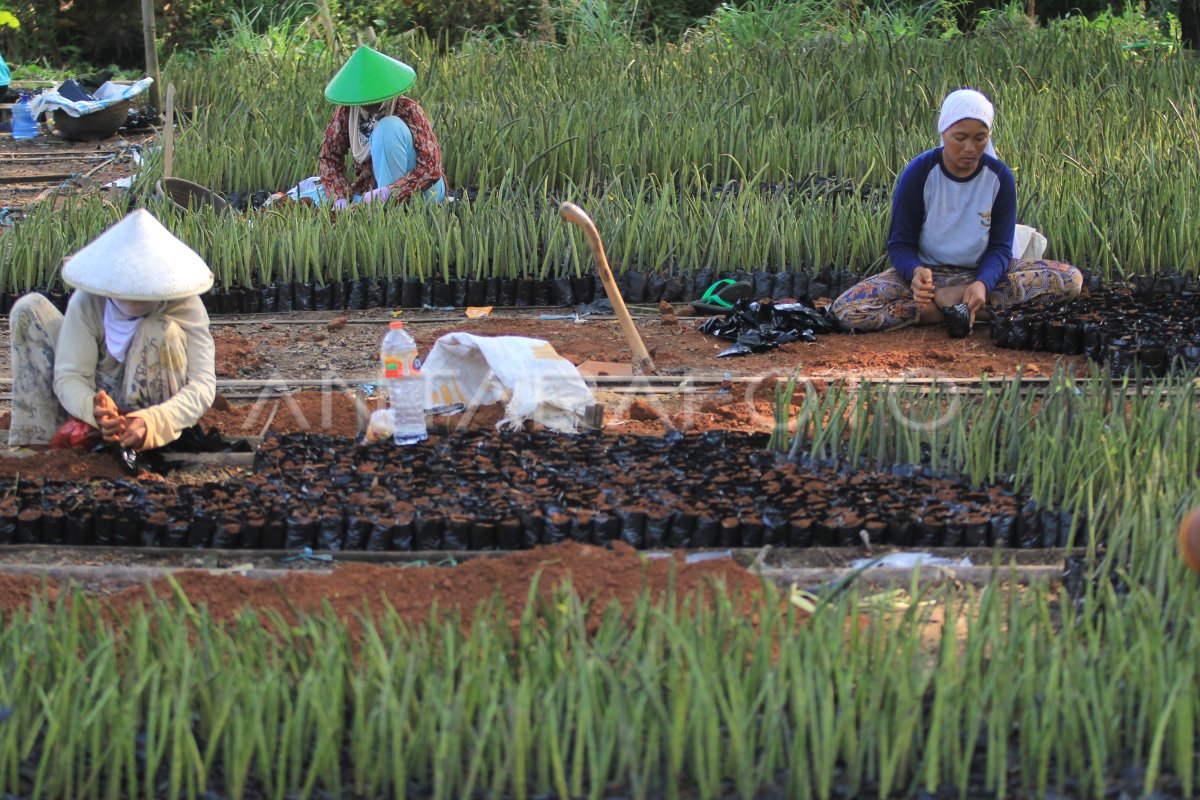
[93,391,123,443]
[910,266,935,306]
[963,281,988,325]
[119,417,149,450]
[361,186,391,204]
[93,391,150,450]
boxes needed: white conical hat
[62,209,214,301]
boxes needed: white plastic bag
[1013,224,1048,260]
[421,333,595,432]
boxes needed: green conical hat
[324,47,416,105]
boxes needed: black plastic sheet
[213,517,243,549]
[518,510,543,549]
[698,298,836,356]
[576,298,614,316]
[497,518,522,550]
[65,514,91,546]
[386,277,403,308]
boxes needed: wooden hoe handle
[558,202,656,376]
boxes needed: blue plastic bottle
[11,93,38,140]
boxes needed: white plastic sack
[850,553,972,570]
[421,333,595,432]
[1013,224,1048,260]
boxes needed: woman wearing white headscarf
[7,209,216,450]
[831,89,1082,333]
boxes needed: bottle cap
[389,321,404,329]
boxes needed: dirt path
[200,307,1084,383]
[1,305,1088,390]
[0,129,154,211]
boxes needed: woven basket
[51,99,132,141]
[157,177,232,215]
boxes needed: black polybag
[698,298,837,357]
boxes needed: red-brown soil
[207,311,1084,382]
[199,389,380,438]
[212,333,264,377]
[0,542,776,634]
[0,447,141,480]
[0,572,57,611]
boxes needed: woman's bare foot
[918,302,946,324]
[933,284,968,309]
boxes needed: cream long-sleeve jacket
[53,291,216,449]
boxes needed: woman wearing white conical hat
[7,209,217,451]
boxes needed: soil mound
[0,449,140,480]
[0,543,773,634]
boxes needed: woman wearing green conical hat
[317,46,447,208]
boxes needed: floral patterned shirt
[318,97,444,204]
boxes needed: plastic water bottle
[11,93,38,140]
[381,321,427,445]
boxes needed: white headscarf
[938,89,998,158]
[103,298,159,363]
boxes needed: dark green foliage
[2,0,1158,70]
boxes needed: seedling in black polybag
[944,303,972,339]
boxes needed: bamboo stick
[140,0,162,115]
[559,202,656,375]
